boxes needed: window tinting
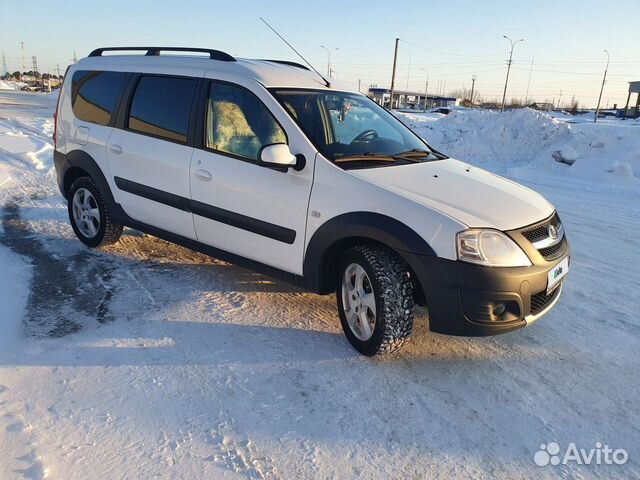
[206,82,286,161]
[128,76,196,143]
[71,70,127,125]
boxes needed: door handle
[109,144,123,155]
[194,169,213,182]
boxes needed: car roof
[74,54,356,92]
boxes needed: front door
[190,80,315,274]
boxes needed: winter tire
[337,245,415,356]
[68,177,123,248]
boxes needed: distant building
[529,102,555,111]
[623,81,640,119]
[367,87,457,109]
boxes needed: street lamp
[470,75,477,105]
[594,49,610,124]
[320,45,339,78]
[500,35,524,112]
[420,68,429,111]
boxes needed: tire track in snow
[0,200,120,337]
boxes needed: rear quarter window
[71,70,128,126]
[127,76,196,143]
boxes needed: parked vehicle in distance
[21,85,42,92]
[53,47,570,356]
[431,107,451,115]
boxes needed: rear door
[58,69,129,189]
[107,73,200,239]
[189,79,316,274]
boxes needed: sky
[1,0,639,108]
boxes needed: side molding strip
[190,200,296,244]
[113,176,296,244]
[114,176,190,212]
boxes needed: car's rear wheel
[337,245,415,356]
[68,177,122,248]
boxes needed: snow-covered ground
[0,91,639,479]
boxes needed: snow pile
[565,124,640,183]
[0,80,26,90]
[401,108,575,166]
[0,117,54,170]
[399,108,640,185]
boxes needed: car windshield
[271,90,444,167]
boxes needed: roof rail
[260,59,310,71]
[88,47,236,62]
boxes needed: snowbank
[399,108,640,186]
[0,116,55,171]
[0,80,27,90]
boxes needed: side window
[205,82,287,161]
[71,70,127,126]
[128,76,196,143]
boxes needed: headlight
[456,229,532,267]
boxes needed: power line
[331,60,506,67]
[399,39,503,58]
[512,66,639,77]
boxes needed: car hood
[350,159,554,230]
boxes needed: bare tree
[569,95,579,114]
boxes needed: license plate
[547,256,569,293]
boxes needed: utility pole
[470,75,477,104]
[21,42,25,73]
[1,52,7,76]
[56,64,61,77]
[594,49,609,123]
[501,35,524,112]
[557,90,563,109]
[524,53,534,105]
[73,51,78,64]
[424,79,429,110]
[32,56,40,88]
[389,38,399,110]
[357,79,361,92]
[320,45,339,78]
[420,68,429,110]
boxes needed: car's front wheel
[337,245,415,356]
[68,177,123,248]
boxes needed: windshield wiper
[334,153,398,164]
[335,151,426,164]
[394,149,432,159]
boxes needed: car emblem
[548,224,558,239]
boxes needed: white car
[53,47,570,356]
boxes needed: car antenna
[259,17,331,88]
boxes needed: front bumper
[404,242,570,337]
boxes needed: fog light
[493,303,507,316]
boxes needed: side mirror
[259,144,305,171]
